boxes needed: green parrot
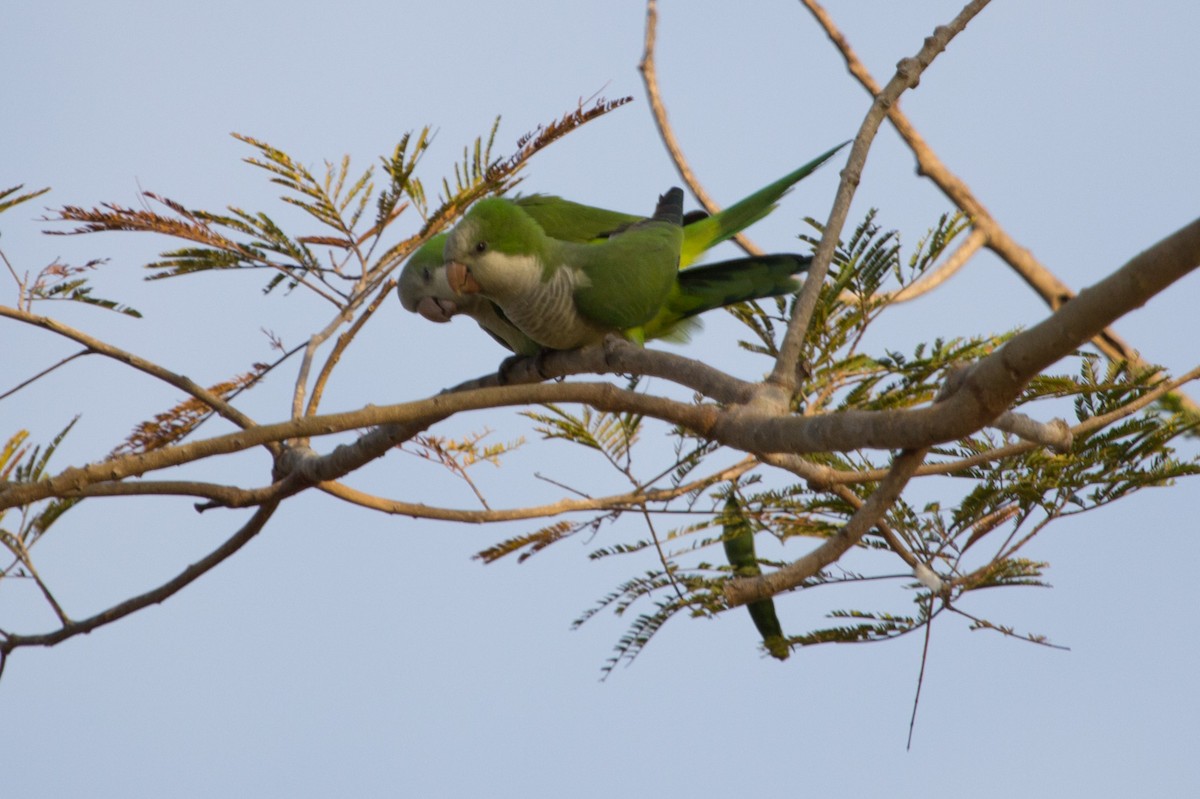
[442,187,686,350]
[397,142,845,352]
[398,235,538,354]
[723,495,789,661]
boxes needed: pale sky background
[2,2,1199,796]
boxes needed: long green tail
[642,253,809,342]
[723,495,789,661]
[680,141,847,265]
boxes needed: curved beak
[416,296,457,323]
[445,260,482,295]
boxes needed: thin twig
[907,594,937,750]
[2,534,71,625]
[0,349,90,401]
[323,458,759,522]
[0,502,278,654]
[0,305,261,434]
[305,278,396,417]
[886,228,986,304]
[638,0,763,256]
[829,483,921,570]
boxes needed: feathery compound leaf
[0,184,51,216]
[24,258,142,317]
[790,609,920,647]
[523,401,642,466]
[108,365,269,458]
[473,521,574,564]
[1,418,81,558]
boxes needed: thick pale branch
[7,218,1197,512]
[990,411,1071,452]
[449,335,756,405]
[719,216,1200,454]
[763,362,1200,486]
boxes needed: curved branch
[318,456,758,522]
[638,0,763,256]
[725,447,929,606]
[0,501,278,654]
[801,0,1200,418]
[885,228,986,304]
[7,216,1198,513]
[448,335,756,405]
[770,0,992,394]
[0,305,260,434]
[765,361,1200,485]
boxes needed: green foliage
[470,208,1197,672]
[0,184,50,216]
[24,258,142,317]
[1,187,141,317]
[6,104,1195,676]
[0,419,81,580]
[523,401,643,469]
[46,96,634,303]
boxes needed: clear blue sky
[2,2,1198,796]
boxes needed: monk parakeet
[442,187,685,350]
[402,231,809,354]
[397,142,845,351]
[723,495,789,661]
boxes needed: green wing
[572,188,684,331]
[515,194,640,243]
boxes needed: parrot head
[443,198,548,302]
[397,235,458,323]
[398,233,506,324]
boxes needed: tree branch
[7,215,1197,513]
[725,447,929,606]
[319,457,758,522]
[800,0,1200,418]
[0,305,261,435]
[771,0,992,395]
[0,501,278,655]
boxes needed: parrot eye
[474,241,488,253]
[421,267,431,281]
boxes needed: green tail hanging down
[723,495,790,661]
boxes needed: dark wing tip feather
[651,187,684,226]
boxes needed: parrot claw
[496,354,524,385]
[497,350,553,385]
[601,333,631,369]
